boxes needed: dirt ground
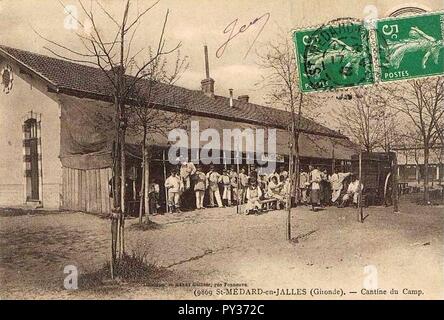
[1,197,443,300]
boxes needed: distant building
[393,145,444,185]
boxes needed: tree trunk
[294,132,300,202]
[144,145,150,223]
[286,139,293,241]
[120,128,126,214]
[118,24,126,258]
[138,139,145,224]
[119,113,126,258]
[110,94,121,278]
[424,146,430,203]
[293,92,304,205]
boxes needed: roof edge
[0,44,351,141]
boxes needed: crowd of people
[146,161,363,215]
[299,165,364,211]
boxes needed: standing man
[239,168,249,204]
[206,165,223,208]
[299,170,310,205]
[320,168,330,206]
[148,178,160,215]
[309,165,322,211]
[280,176,292,209]
[179,158,197,190]
[279,165,289,181]
[179,158,196,210]
[229,166,239,205]
[193,166,207,210]
[221,169,232,206]
[329,169,351,205]
[165,169,182,213]
[249,164,258,184]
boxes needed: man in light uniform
[221,169,232,206]
[309,165,322,211]
[165,169,182,213]
[229,166,239,205]
[329,168,351,205]
[206,165,223,208]
[179,158,196,190]
[193,166,207,209]
[299,170,310,205]
[239,168,249,204]
[341,175,363,207]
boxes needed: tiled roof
[0,44,346,138]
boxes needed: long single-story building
[393,145,444,186]
[0,44,359,213]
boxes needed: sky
[0,0,443,126]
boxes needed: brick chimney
[201,45,215,97]
[238,95,249,103]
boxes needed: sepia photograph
[0,0,443,305]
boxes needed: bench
[260,198,279,211]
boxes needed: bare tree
[332,87,399,152]
[256,33,324,240]
[128,49,189,224]
[384,77,444,203]
[36,0,182,277]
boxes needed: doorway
[24,118,39,201]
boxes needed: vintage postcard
[0,0,443,304]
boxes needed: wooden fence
[61,167,112,214]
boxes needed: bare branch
[124,0,161,33]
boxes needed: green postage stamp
[292,19,374,93]
[376,12,444,82]
[293,13,444,92]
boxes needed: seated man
[245,181,263,215]
[267,176,285,209]
[267,176,284,199]
[340,174,363,207]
